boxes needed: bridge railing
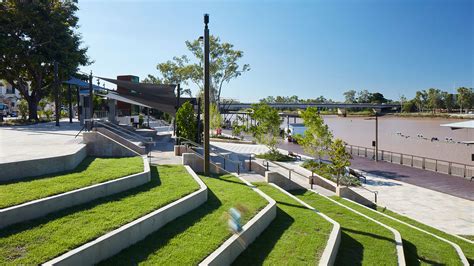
[345,144,473,180]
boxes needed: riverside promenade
[210,141,474,235]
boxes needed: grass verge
[233,183,332,265]
[100,173,267,265]
[332,197,463,265]
[293,190,398,265]
[0,165,199,265]
[0,156,143,209]
[376,206,474,264]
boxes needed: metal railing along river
[345,144,474,179]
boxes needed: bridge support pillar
[337,108,347,117]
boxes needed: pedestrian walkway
[279,142,474,201]
[352,172,474,235]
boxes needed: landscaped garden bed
[256,150,295,162]
[233,183,332,265]
[0,156,143,209]
[293,190,398,265]
[99,173,267,265]
[0,165,199,265]
[302,160,361,186]
[333,197,466,265]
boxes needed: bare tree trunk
[28,98,39,122]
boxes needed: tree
[210,103,222,134]
[175,101,196,141]
[368,92,387,104]
[298,107,333,164]
[147,36,250,103]
[249,103,281,152]
[329,139,352,186]
[457,87,473,113]
[142,56,192,97]
[402,100,417,113]
[357,90,371,103]
[343,90,356,103]
[414,90,428,112]
[426,88,442,113]
[0,0,89,121]
[441,92,455,112]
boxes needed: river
[280,115,473,165]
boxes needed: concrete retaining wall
[0,157,150,229]
[0,145,87,182]
[182,152,223,174]
[44,165,208,266]
[336,186,375,208]
[200,173,276,266]
[265,171,305,190]
[95,127,146,155]
[83,131,140,157]
[310,174,337,192]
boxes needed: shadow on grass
[402,238,446,266]
[343,227,396,244]
[232,206,294,265]
[335,231,364,266]
[0,166,161,238]
[98,189,223,265]
[0,157,97,185]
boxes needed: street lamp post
[375,113,378,162]
[54,61,60,127]
[203,14,210,175]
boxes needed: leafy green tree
[343,90,357,103]
[0,0,89,121]
[441,92,455,112]
[426,88,442,113]
[329,139,352,186]
[457,87,473,113]
[298,107,333,164]
[402,100,417,113]
[175,101,196,141]
[147,36,250,103]
[210,103,222,134]
[18,99,28,120]
[414,90,428,112]
[357,90,371,103]
[368,92,388,104]
[142,56,192,97]
[249,103,281,152]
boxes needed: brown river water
[281,115,473,165]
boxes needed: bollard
[249,155,252,171]
[266,161,269,171]
[289,169,292,180]
[237,163,240,175]
[223,157,226,169]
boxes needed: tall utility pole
[375,113,379,162]
[175,83,181,145]
[54,61,60,127]
[68,84,73,123]
[88,71,93,130]
[203,14,210,175]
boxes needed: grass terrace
[293,190,398,265]
[0,156,143,209]
[233,183,332,265]
[376,205,474,264]
[0,165,199,265]
[100,173,267,265]
[333,197,464,265]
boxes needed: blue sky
[77,0,473,102]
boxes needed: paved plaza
[0,120,85,163]
[210,141,474,235]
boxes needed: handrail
[345,143,473,178]
[177,136,243,174]
[346,143,472,167]
[91,119,153,144]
